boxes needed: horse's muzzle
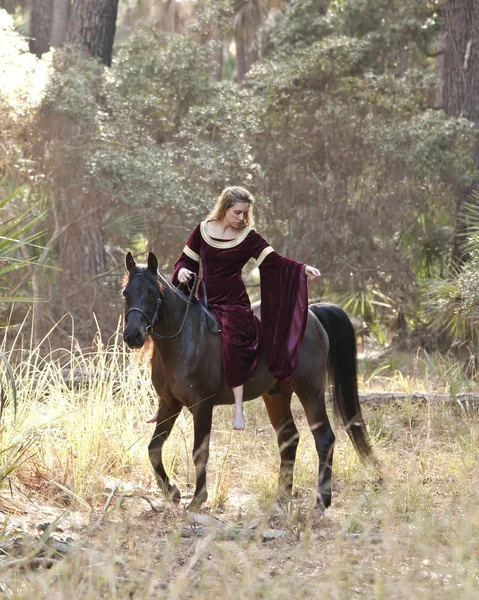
[123,327,146,349]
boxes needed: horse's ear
[125,252,136,271]
[147,252,158,274]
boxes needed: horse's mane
[122,264,196,306]
[122,265,164,292]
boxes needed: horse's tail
[309,302,373,461]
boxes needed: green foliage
[421,193,479,347]
[113,29,215,141]
[330,0,438,69]
[246,0,477,328]
[422,276,465,339]
[194,0,235,40]
[456,252,479,315]
[259,0,331,58]
[173,83,264,205]
[2,1,479,343]
[0,9,47,115]
[0,189,45,306]
[41,50,104,126]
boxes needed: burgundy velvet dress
[171,221,308,387]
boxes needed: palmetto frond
[0,188,47,304]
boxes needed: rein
[125,273,220,340]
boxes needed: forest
[0,1,479,598]
[1,0,478,352]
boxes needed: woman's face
[224,201,250,229]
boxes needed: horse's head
[122,251,163,349]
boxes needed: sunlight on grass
[0,319,157,506]
[0,320,478,598]
[358,346,478,395]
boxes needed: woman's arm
[171,224,201,286]
[249,230,321,280]
[248,230,320,381]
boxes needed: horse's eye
[148,291,157,300]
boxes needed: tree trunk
[50,0,69,47]
[38,114,110,342]
[233,0,263,84]
[67,0,119,67]
[435,28,446,109]
[444,1,479,124]
[245,46,258,73]
[50,182,109,339]
[54,189,107,315]
[235,26,247,83]
[443,0,479,264]
[40,0,119,341]
[29,0,53,58]
[215,41,224,82]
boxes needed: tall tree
[67,0,119,66]
[233,0,264,82]
[37,54,112,338]
[443,0,479,262]
[51,0,69,47]
[29,0,53,57]
[44,0,120,339]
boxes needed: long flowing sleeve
[171,224,201,286]
[250,231,309,382]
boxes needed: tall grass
[0,316,160,506]
[0,318,478,598]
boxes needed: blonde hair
[206,186,255,228]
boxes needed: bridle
[125,273,203,340]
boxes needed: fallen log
[17,367,479,408]
[328,391,479,407]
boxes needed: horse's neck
[155,282,199,341]
[161,284,183,329]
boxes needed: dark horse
[122,252,372,510]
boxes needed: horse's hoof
[277,485,296,504]
[312,503,326,519]
[186,490,208,511]
[169,486,181,504]
[315,494,331,511]
[165,486,181,504]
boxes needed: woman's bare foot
[233,408,245,430]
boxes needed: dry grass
[0,323,478,598]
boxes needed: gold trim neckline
[200,221,252,249]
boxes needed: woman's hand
[305,265,321,282]
[178,268,194,284]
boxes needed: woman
[172,186,321,430]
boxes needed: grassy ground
[0,327,478,598]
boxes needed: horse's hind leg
[148,398,182,503]
[262,386,299,498]
[293,380,335,509]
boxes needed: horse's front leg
[187,401,214,510]
[148,398,182,503]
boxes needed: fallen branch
[343,392,479,406]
